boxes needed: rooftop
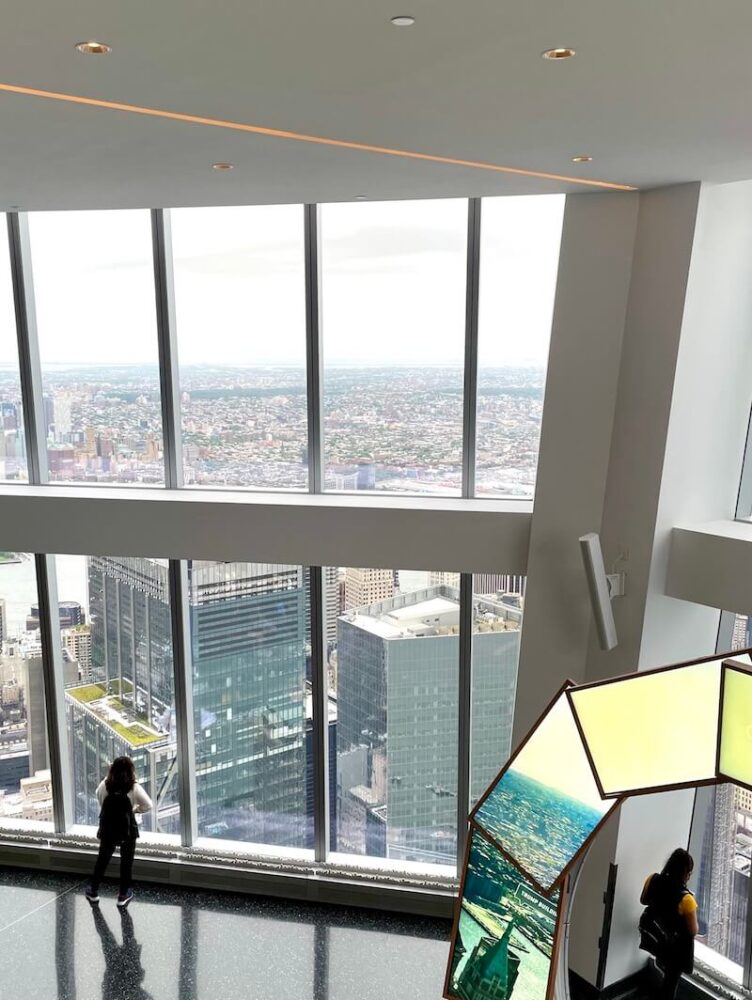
[65,684,166,748]
[343,587,522,640]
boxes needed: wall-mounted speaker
[579,532,622,651]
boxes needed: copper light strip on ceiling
[0,82,637,192]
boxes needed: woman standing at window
[640,848,698,1000]
[85,756,153,908]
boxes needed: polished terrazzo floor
[0,866,452,1000]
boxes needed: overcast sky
[0,195,564,369]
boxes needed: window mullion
[151,208,184,489]
[169,559,198,846]
[309,566,330,862]
[304,204,323,495]
[456,572,473,870]
[461,198,481,500]
[35,553,73,833]
[7,212,48,484]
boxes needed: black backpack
[639,907,677,959]
[97,789,138,844]
[639,875,693,972]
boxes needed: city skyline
[0,362,547,496]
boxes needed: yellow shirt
[643,874,698,916]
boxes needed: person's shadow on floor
[91,906,154,1000]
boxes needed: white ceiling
[1,0,752,209]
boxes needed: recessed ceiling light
[75,41,112,55]
[212,162,234,171]
[354,195,367,201]
[572,155,593,163]
[541,47,575,60]
[391,16,415,26]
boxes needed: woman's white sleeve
[96,780,107,808]
[134,783,154,814]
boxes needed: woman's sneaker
[117,888,134,908]
[84,886,99,904]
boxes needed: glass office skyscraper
[188,561,308,847]
[67,557,309,847]
[336,585,520,865]
[88,556,174,716]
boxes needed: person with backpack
[639,848,699,1000]
[85,756,153,908]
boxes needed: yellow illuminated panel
[719,667,752,789]
[569,660,724,796]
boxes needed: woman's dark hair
[105,756,136,795]
[662,848,694,886]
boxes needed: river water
[0,555,89,637]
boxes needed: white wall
[607,790,697,983]
[640,179,752,665]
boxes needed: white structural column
[513,190,638,741]
[512,190,638,985]
[574,184,703,986]
[584,183,702,682]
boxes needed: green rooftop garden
[66,684,162,747]
[109,721,162,748]
[68,684,106,703]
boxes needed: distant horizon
[0,360,548,372]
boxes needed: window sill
[692,948,746,1000]
[0,825,457,916]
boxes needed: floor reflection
[1,867,450,1000]
[91,907,153,1000]
[56,888,76,999]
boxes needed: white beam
[0,486,531,574]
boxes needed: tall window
[321,200,467,496]
[0,233,27,481]
[188,561,311,851]
[476,196,564,498]
[171,206,308,490]
[27,210,164,485]
[0,553,53,827]
[689,611,751,981]
[56,555,179,837]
